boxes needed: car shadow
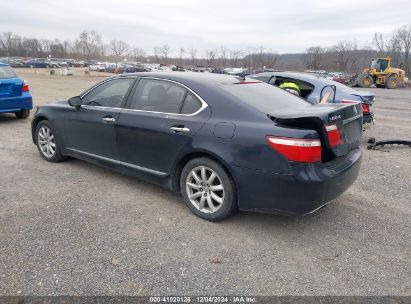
[0,113,31,124]
[61,156,335,231]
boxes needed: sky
[1,0,410,55]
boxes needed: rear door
[64,77,135,160]
[116,78,211,175]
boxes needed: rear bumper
[0,94,32,112]
[233,148,362,215]
[363,112,374,124]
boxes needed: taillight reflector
[325,124,341,147]
[266,136,321,163]
[361,103,369,113]
[22,80,29,92]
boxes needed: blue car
[24,59,50,68]
[31,72,362,221]
[0,63,33,119]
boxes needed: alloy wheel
[186,166,225,213]
[38,126,56,158]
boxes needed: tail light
[266,136,321,163]
[325,124,341,147]
[361,103,370,113]
[22,80,29,92]
[342,99,369,114]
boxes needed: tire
[35,120,66,162]
[358,74,373,88]
[180,157,237,221]
[15,109,30,119]
[385,75,399,89]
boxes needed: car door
[116,78,211,176]
[64,77,135,161]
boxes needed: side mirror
[68,96,82,109]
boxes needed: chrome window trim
[79,76,208,117]
[66,148,168,177]
[79,76,136,100]
[128,77,208,116]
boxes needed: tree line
[1,25,410,74]
[304,24,411,75]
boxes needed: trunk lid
[268,103,363,159]
[0,77,23,98]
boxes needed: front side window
[130,79,187,114]
[82,78,134,108]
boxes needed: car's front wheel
[180,158,237,221]
[35,120,66,162]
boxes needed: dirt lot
[0,69,410,296]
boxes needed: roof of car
[117,71,249,85]
[251,71,331,84]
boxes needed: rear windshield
[220,82,310,113]
[0,66,17,79]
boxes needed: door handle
[102,117,116,123]
[170,126,190,133]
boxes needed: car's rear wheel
[15,109,30,119]
[35,120,66,162]
[180,158,237,221]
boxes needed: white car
[89,63,106,72]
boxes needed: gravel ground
[0,70,410,296]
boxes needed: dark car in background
[24,58,50,68]
[249,72,374,124]
[31,72,362,221]
[0,63,33,118]
[332,73,356,85]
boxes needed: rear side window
[220,82,310,113]
[130,79,187,114]
[272,76,315,98]
[181,93,202,114]
[0,66,17,79]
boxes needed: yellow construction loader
[353,57,408,89]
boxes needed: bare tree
[110,39,129,63]
[229,49,244,68]
[179,47,185,65]
[158,44,170,63]
[398,25,411,76]
[132,47,146,61]
[304,46,325,70]
[205,49,218,67]
[373,33,385,54]
[332,41,358,72]
[153,47,160,62]
[188,48,197,67]
[219,46,228,67]
[75,30,104,59]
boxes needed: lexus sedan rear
[31,72,362,221]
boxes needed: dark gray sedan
[249,71,375,124]
[31,72,362,221]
